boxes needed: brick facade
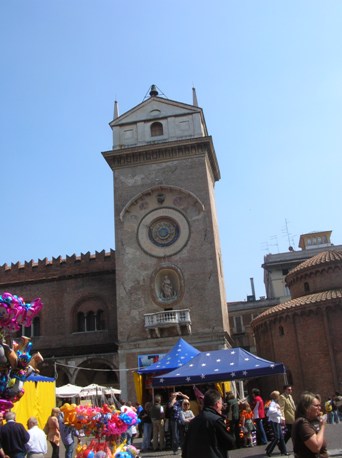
[0,250,119,388]
[252,250,342,401]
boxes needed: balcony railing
[144,309,191,337]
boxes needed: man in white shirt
[26,417,48,458]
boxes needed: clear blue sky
[1,1,342,301]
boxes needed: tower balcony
[144,309,191,338]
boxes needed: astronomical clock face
[148,217,179,247]
[137,208,190,257]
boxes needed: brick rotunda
[252,249,342,400]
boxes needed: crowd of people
[0,407,78,458]
[0,385,338,458]
[134,384,336,458]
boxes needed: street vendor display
[0,292,140,456]
[60,402,140,457]
[0,292,43,413]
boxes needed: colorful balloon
[0,292,44,413]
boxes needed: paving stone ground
[135,421,342,457]
[49,421,342,457]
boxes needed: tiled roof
[251,288,342,327]
[286,249,342,278]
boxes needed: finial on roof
[192,87,198,106]
[149,84,159,97]
[113,100,119,119]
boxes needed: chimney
[250,277,256,300]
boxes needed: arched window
[151,122,163,137]
[33,317,40,336]
[86,312,96,331]
[18,316,41,338]
[76,309,106,332]
[304,282,310,293]
[77,312,86,332]
[75,299,107,333]
[97,310,105,330]
[279,325,284,336]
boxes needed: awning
[56,383,83,398]
[138,337,200,374]
[153,347,286,387]
[80,384,121,396]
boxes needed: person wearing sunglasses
[179,399,195,447]
[292,392,327,458]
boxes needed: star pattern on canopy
[138,338,200,374]
[152,346,286,387]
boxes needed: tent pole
[238,380,244,399]
[231,381,237,398]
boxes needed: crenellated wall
[0,249,118,387]
[0,250,116,285]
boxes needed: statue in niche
[159,274,177,301]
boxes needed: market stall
[152,347,286,390]
[135,337,200,402]
[12,374,55,428]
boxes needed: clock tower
[103,86,231,398]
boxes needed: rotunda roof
[251,288,342,327]
[286,249,342,279]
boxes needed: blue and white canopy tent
[138,337,200,374]
[134,338,200,402]
[152,347,286,388]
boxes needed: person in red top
[251,388,268,445]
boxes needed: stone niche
[151,264,184,308]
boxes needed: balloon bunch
[0,292,42,332]
[75,440,139,458]
[61,403,140,439]
[61,403,140,458]
[76,440,112,458]
[0,292,44,413]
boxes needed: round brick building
[252,249,342,400]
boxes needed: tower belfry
[103,86,230,398]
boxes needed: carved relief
[119,185,205,222]
[159,274,176,300]
[151,265,184,307]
